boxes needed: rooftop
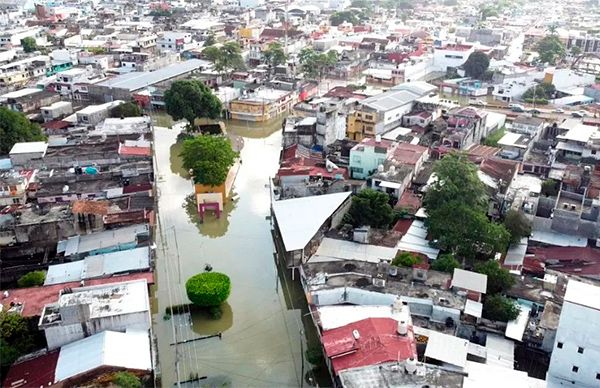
[57,223,149,257]
[338,361,464,388]
[322,317,417,375]
[564,279,600,311]
[9,142,48,155]
[1,271,154,317]
[272,192,351,252]
[41,279,149,324]
[452,269,487,294]
[96,59,210,91]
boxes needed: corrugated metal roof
[58,224,149,256]
[425,330,469,368]
[452,269,487,294]
[44,261,85,285]
[96,59,210,91]
[54,330,152,383]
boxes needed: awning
[379,181,402,189]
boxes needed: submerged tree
[186,272,231,307]
[180,135,238,186]
[164,80,222,124]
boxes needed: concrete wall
[547,300,600,386]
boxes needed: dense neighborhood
[0,0,600,387]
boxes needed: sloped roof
[54,331,152,382]
[425,330,469,368]
[272,192,351,252]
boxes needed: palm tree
[548,24,558,35]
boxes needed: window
[596,373,600,380]
[572,366,579,373]
[592,150,597,155]
[578,347,584,354]
[557,342,563,349]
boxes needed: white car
[553,108,565,113]
[470,99,488,106]
[571,110,589,118]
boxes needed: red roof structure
[2,350,60,388]
[528,246,600,277]
[321,317,417,375]
[119,144,152,157]
[392,143,428,165]
[1,271,154,317]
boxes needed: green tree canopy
[0,312,34,367]
[329,11,360,26]
[535,35,566,64]
[203,42,245,74]
[503,210,532,244]
[164,80,222,124]
[21,37,37,53]
[180,135,238,186]
[204,34,217,47]
[424,153,510,259]
[392,251,422,267]
[476,260,516,294]
[482,294,520,322]
[298,48,338,80]
[113,371,142,388]
[263,42,287,68]
[0,107,45,154]
[186,272,231,307]
[346,189,394,229]
[463,51,490,79]
[110,102,142,118]
[17,271,46,288]
[431,254,460,273]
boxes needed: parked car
[553,108,565,113]
[529,108,541,115]
[511,104,526,112]
[571,110,589,118]
[470,99,488,106]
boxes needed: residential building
[349,137,396,180]
[346,82,436,141]
[438,107,488,150]
[0,27,46,49]
[9,142,48,166]
[41,101,73,122]
[547,280,600,387]
[2,331,153,388]
[0,88,60,113]
[56,224,150,259]
[228,88,294,122]
[38,279,151,349]
[512,115,545,136]
[0,55,52,87]
[75,100,124,126]
[432,43,475,72]
[0,169,34,206]
[157,31,196,53]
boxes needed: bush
[110,102,142,118]
[503,210,531,244]
[346,189,394,229]
[523,98,548,105]
[17,271,46,287]
[541,179,559,197]
[113,371,142,388]
[392,252,422,267]
[305,346,324,365]
[431,254,460,273]
[482,127,505,147]
[483,294,520,322]
[475,260,515,294]
[185,272,231,307]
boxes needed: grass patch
[482,127,505,147]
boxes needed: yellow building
[346,109,377,141]
[228,88,294,122]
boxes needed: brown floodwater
[152,118,330,388]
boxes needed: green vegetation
[298,48,338,80]
[0,312,35,367]
[185,272,231,307]
[87,47,107,55]
[381,0,414,10]
[541,179,559,197]
[17,271,46,288]
[523,83,556,103]
[570,46,582,56]
[204,34,217,47]
[180,135,238,186]
[475,260,516,294]
[345,189,394,229]
[202,41,245,74]
[392,251,422,267]
[431,254,460,273]
[424,153,510,260]
[164,80,223,124]
[0,107,45,154]
[21,37,37,53]
[263,42,287,68]
[463,51,490,79]
[110,102,142,118]
[482,294,520,322]
[329,10,366,26]
[503,210,532,244]
[112,371,142,388]
[535,35,566,64]
[482,127,505,147]
[306,345,324,365]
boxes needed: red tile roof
[527,246,600,277]
[358,137,395,149]
[119,144,152,157]
[392,143,428,165]
[72,200,110,215]
[393,219,413,234]
[322,317,417,375]
[2,350,59,388]
[396,191,422,212]
[42,120,70,130]
[479,157,519,187]
[1,271,154,317]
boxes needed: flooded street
[152,119,327,387]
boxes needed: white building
[38,279,151,350]
[41,101,73,122]
[432,43,475,72]
[157,31,197,53]
[76,100,124,126]
[547,280,600,387]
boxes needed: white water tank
[405,357,417,374]
[377,164,384,172]
[397,320,408,336]
[352,329,360,340]
[375,134,382,143]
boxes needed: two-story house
[349,136,396,180]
